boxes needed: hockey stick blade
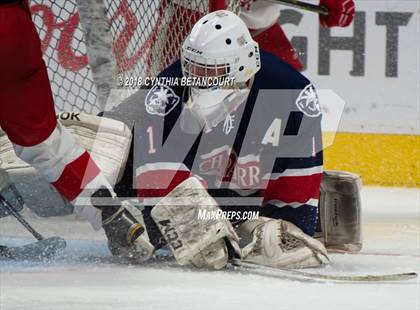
[232,259,418,283]
[0,237,66,261]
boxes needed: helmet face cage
[181,48,239,89]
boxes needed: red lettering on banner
[31,4,88,71]
[30,1,154,74]
[108,0,153,74]
[30,1,200,74]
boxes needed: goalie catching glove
[237,217,329,269]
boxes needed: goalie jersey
[109,51,323,237]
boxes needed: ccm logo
[186,46,203,55]
[158,219,183,250]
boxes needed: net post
[75,0,119,112]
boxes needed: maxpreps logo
[145,84,180,116]
[295,84,321,118]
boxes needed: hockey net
[29,0,241,114]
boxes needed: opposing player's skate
[92,188,154,261]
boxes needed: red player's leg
[0,2,106,229]
[252,23,304,71]
[0,1,56,146]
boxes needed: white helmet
[182,10,260,84]
[180,10,260,134]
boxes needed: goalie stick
[131,248,418,284]
[231,259,418,283]
[0,194,66,260]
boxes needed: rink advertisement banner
[281,0,419,135]
[280,0,419,186]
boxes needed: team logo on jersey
[295,84,321,117]
[199,147,261,189]
[145,84,180,116]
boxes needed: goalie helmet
[180,10,261,133]
[182,10,260,83]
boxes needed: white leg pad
[151,177,240,269]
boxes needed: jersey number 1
[147,126,156,154]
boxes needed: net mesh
[29,0,240,114]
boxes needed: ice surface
[1,187,419,310]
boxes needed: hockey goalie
[101,10,360,269]
[133,10,330,269]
